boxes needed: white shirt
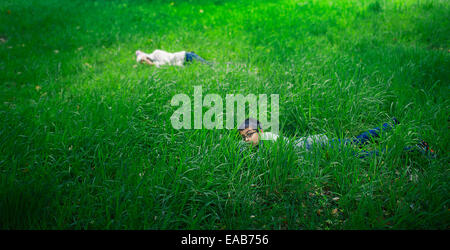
[136,50,186,67]
[260,132,282,141]
[260,132,329,151]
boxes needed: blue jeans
[328,122,394,158]
[291,121,395,158]
[185,52,210,64]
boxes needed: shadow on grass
[0,178,56,229]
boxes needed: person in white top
[238,118,328,149]
[236,117,430,159]
[135,49,210,67]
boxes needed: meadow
[0,0,448,229]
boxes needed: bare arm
[142,57,155,66]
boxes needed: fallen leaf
[332,208,338,215]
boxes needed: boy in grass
[135,49,210,67]
[238,118,435,158]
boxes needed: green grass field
[0,0,448,229]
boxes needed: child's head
[136,50,154,64]
[136,50,144,63]
[238,118,262,146]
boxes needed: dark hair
[238,118,262,131]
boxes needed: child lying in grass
[238,118,436,158]
[135,49,210,67]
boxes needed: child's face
[239,128,260,146]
